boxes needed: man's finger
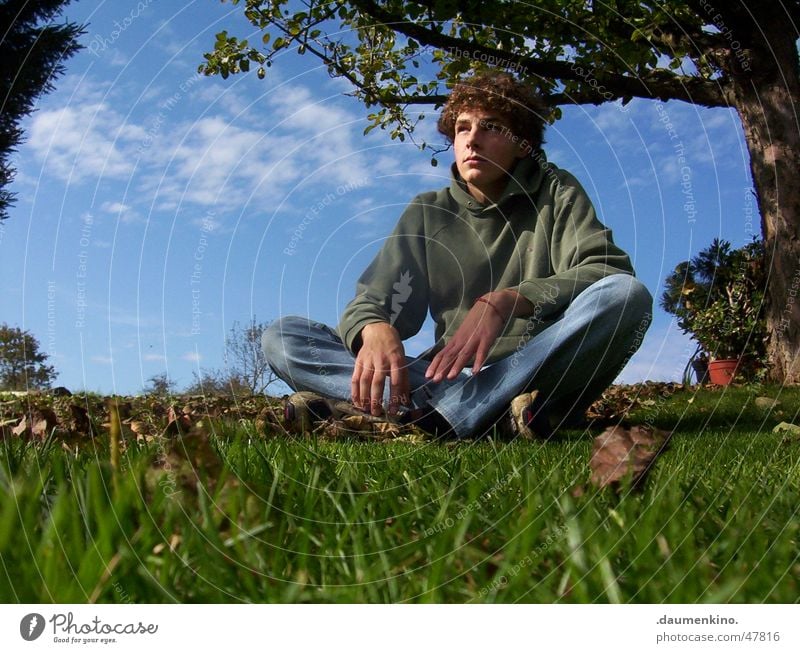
[351,369,361,408]
[359,366,374,412]
[388,363,410,415]
[425,351,445,379]
[432,350,458,381]
[370,375,386,416]
[445,349,472,380]
[428,352,451,382]
[472,341,490,375]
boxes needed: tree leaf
[590,425,671,489]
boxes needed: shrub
[661,238,767,374]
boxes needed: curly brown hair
[437,72,548,152]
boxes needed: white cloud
[266,84,370,184]
[590,102,640,139]
[26,75,372,214]
[191,81,253,118]
[181,351,202,363]
[101,201,131,212]
[100,200,142,223]
[27,102,142,182]
[140,116,304,210]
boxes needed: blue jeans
[262,274,652,438]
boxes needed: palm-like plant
[661,239,768,372]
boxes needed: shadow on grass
[624,384,800,433]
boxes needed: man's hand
[425,290,533,382]
[351,322,410,416]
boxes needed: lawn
[1,384,799,603]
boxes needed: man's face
[453,110,529,204]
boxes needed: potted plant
[661,238,768,384]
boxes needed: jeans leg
[426,274,653,437]
[261,315,465,406]
[262,316,355,400]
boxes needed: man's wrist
[362,321,394,337]
[474,296,505,321]
[359,321,400,347]
[354,320,388,352]
[482,289,533,319]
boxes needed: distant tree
[0,323,56,390]
[224,318,277,394]
[184,367,251,397]
[143,372,177,396]
[0,0,84,220]
[184,318,278,396]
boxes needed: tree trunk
[729,18,800,383]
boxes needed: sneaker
[282,391,399,435]
[283,391,333,433]
[507,390,554,440]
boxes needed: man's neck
[466,180,508,205]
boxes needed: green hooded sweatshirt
[337,153,635,364]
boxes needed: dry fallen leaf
[11,408,59,440]
[164,405,193,436]
[773,421,800,435]
[11,415,28,437]
[373,421,401,437]
[341,415,378,432]
[775,422,800,445]
[586,382,685,423]
[68,403,93,435]
[590,424,672,489]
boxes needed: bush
[661,238,767,375]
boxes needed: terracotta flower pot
[707,358,739,385]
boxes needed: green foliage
[0,1,84,220]
[0,323,57,390]
[663,239,768,369]
[661,239,768,370]
[1,386,799,602]
[143,373,177,397]
[198,0,748,145]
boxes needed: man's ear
[516,138,533,158]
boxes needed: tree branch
[348,0,727,107]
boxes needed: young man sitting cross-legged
[263,72,652,439]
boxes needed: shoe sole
[510,390,554,440]
[283,392,400,434]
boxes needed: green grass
[1,385,799,603]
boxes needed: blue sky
[0,1,757,395]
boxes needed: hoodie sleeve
[337,198,430,354]
[515,170,635,320]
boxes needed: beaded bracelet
[474,296,504,320]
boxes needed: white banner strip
[3,604,797,652]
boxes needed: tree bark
[729,12,800,382]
